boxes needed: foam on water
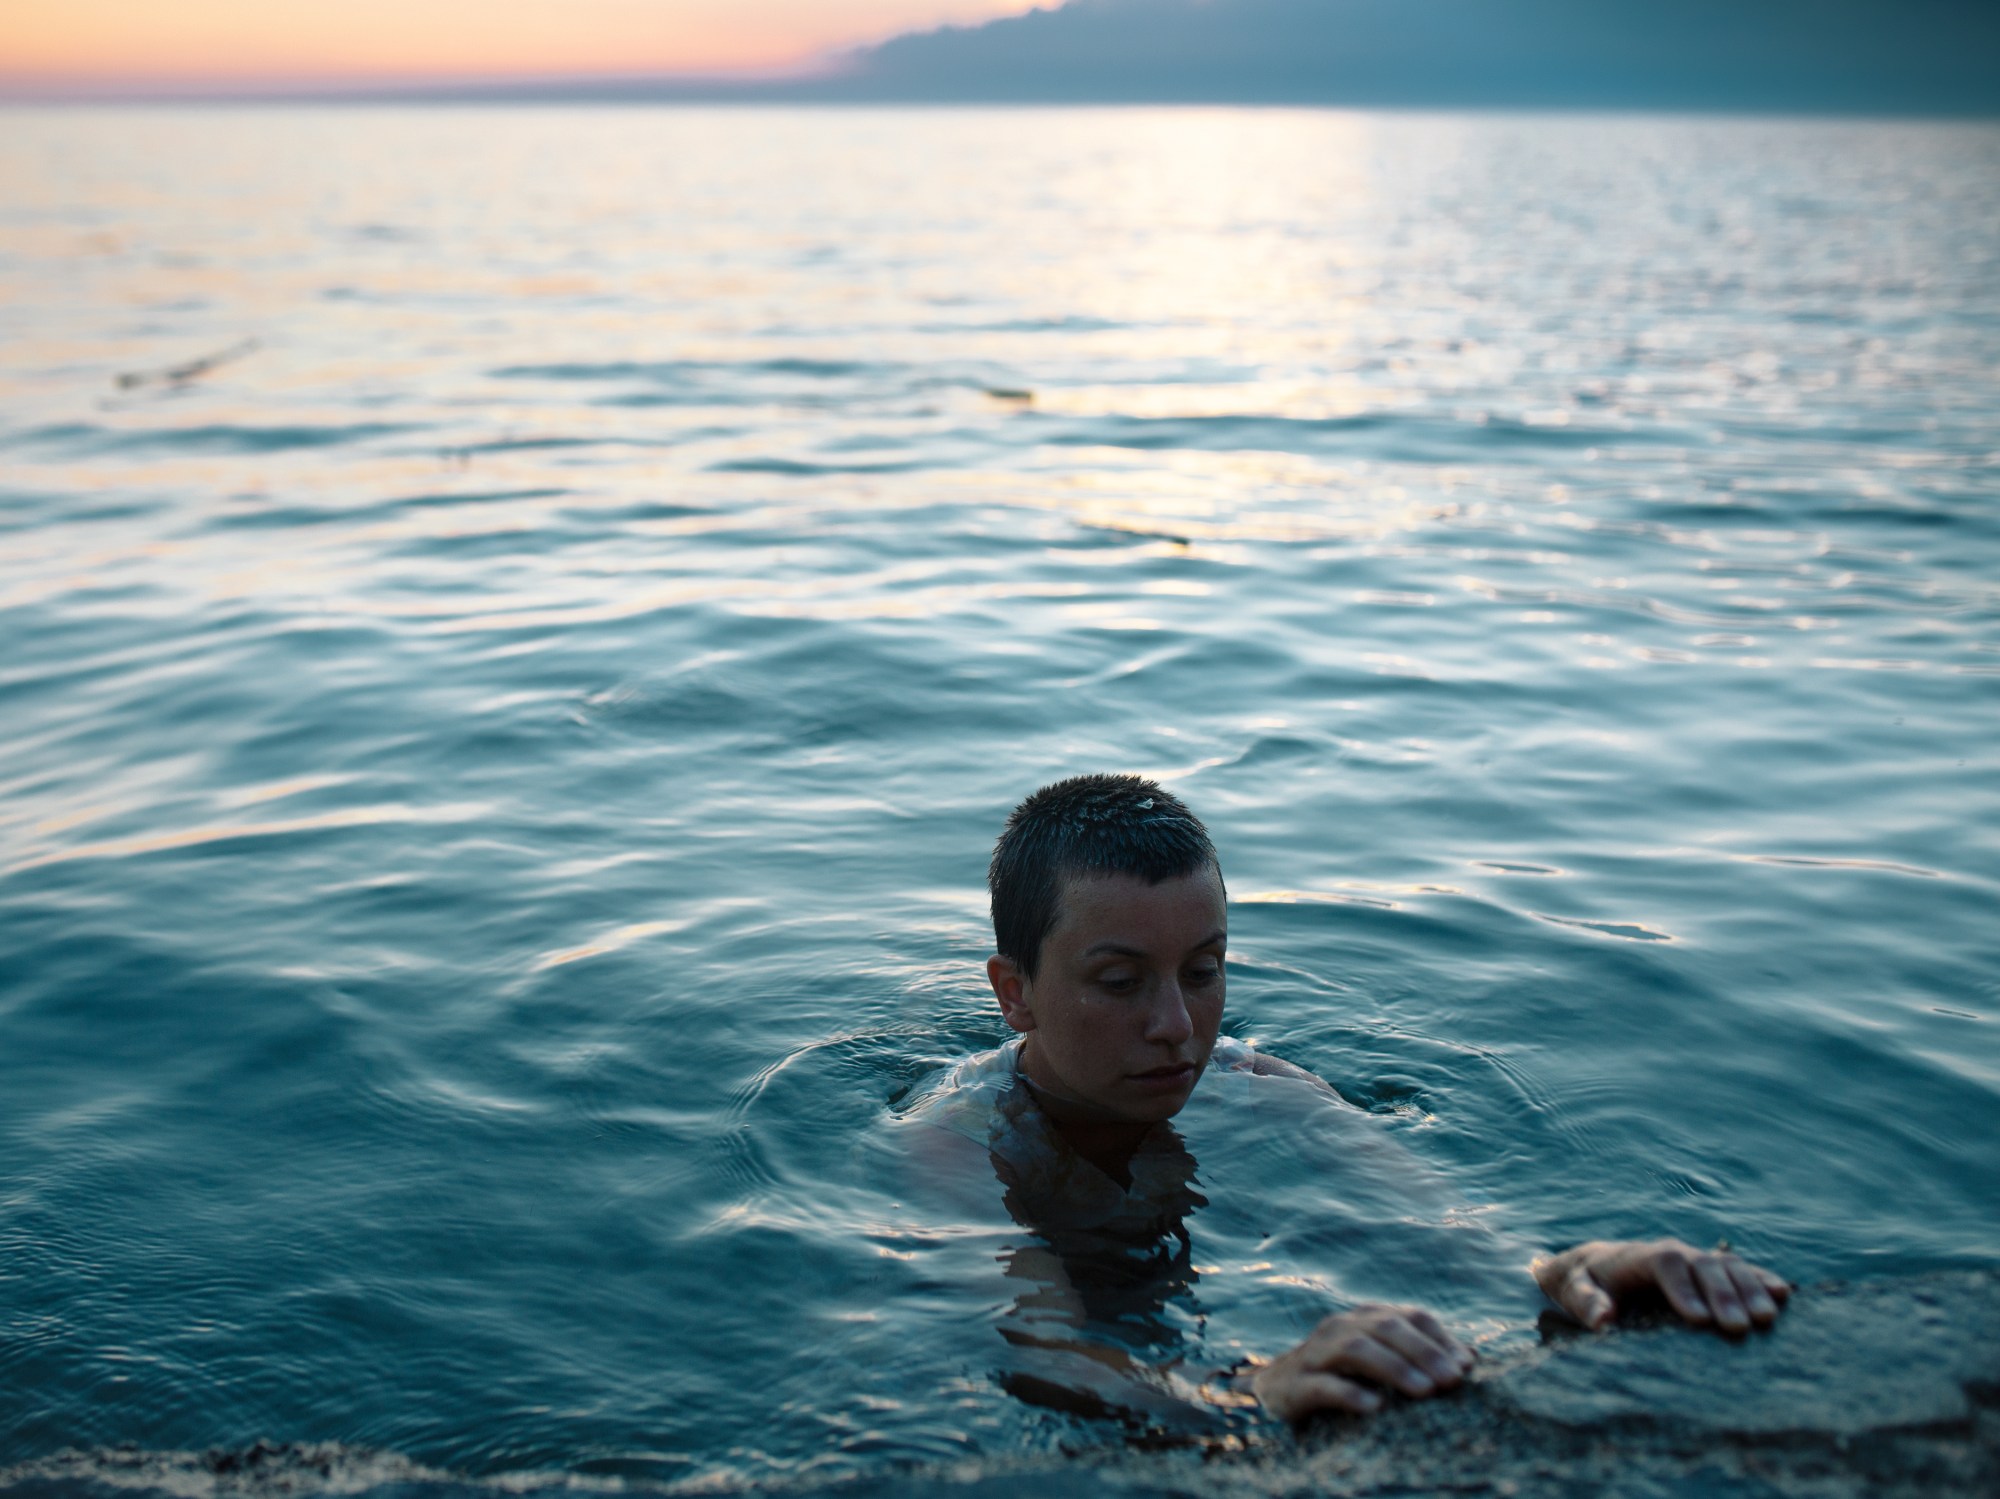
[0,106,1996,1492]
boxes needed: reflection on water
[0,106,1997,1491]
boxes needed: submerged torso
[900,1035,1521,1353]
[906,1035,1260,1224]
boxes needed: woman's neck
[1018,1078,1151,1186]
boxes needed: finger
[1331,1334,1441,1399]
[1692,1255,1749,1333]
[1300,1314,1368,1368]
[1553,1264,1617,1330]
[1280,1375,1376,1423]
[1722,1257,1780,1327]
[1403,1307,1477,1373]
[1753,1265,1792,1303]
[1375,1316,1470,1387]
[1299,1306,1395,1366]
[1648,1248,1711,1325]
[1531,1250,1576,1301]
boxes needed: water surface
[1,106,1996,1491]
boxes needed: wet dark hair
[989,774,1220,979]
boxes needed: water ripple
[0,104,1995,1491]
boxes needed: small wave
[490,360,699,383]
[4,803,488,878]
[1740,853,1946,879]
[1475,1046,1606,1161]
[491,357,884,384]
[456,435,605,454]
[4,422,419,458]
[919,314,1127,334]
[752,357,877,379]
[707,456,935,475]
[1236,888,1398,910]
[532,917,694,971]
[1532,912,1677,942]
[1028,411,1672,462]
[204,488,572,532]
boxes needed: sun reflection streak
[533,918,695,971]
[5,802,488,876]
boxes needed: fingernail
[1356,1390,1381,1412]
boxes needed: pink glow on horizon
[0,0,1044,88]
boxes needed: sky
[5,0,1993,109]
[0,0,1037,88]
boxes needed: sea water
[0,106,1995,1491]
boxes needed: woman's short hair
[988,774,1219,978]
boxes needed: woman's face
[990,865,1226,1125]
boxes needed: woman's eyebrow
[1079,929,1226,959]
[1079,941,1148,959]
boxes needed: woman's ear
[987,954,1036,1034]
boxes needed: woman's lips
[1127,1062,1196,1093]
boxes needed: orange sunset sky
[0,0,1041,87]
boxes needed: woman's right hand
[1250,1302,1475,1422]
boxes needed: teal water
[1,107,1996,1491]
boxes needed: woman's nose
[1146,979,1194,1045]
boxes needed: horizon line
[6,91,1996,121]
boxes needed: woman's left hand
[1533,1238,1790,1335]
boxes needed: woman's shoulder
[1208,1035,1258,1072]
[1210,1036,1349,1100]
[901,1037,1024,1143]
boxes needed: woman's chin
[1115,1068,1200,1119]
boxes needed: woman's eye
[1186,962,1222,985]
[1096,971,1140,993]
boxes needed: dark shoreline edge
[8,100,2000,123]
[5,1270,1996,1499]
[6,84,1998,120]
